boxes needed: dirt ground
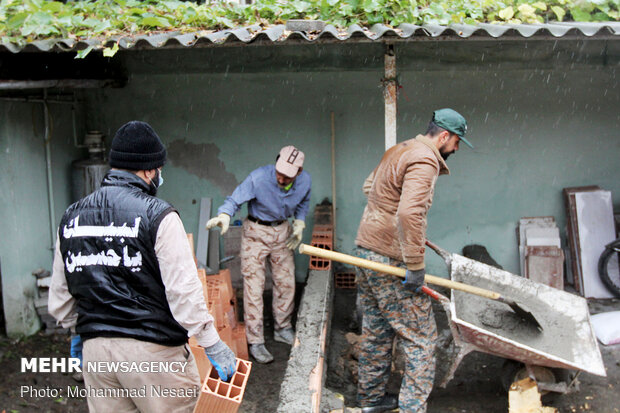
[1,288,618,413]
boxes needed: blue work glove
[402,269,425,292]
[70,334,83,367]
[204,340,237,381]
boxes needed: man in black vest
[49,121,236,412]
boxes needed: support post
[384,44,397,151]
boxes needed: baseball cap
[432,108,474,149]
[275,146,305,178]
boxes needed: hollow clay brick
[188,337,210,383]
[335,271,357,289]
[232,323,249,360]
[309,239,333,270]
[205,269,234,303]
[193,358,252,413]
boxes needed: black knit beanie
[109,121,167,170]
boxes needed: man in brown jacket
[355,108,473,413]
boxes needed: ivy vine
[0,0,617,58]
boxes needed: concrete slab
[277,269,333,412]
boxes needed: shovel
[299,243,542,330]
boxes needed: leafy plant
[0,0,617,58]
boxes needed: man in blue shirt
[206,146,311,363]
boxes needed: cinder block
[193,358,252,413]
[334,271,356,289]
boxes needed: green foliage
[0,0,617,57]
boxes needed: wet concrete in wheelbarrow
[453,288,576,362]
[449,255,601,369]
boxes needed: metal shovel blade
[497,296,542,330]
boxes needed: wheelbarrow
[423,240,606,394]
[299,241,607,395]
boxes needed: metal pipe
[384,44,397,150]
[0,79,121,90]
[0,96,75,105]
[43,89,56,251]
[71,98,85,148]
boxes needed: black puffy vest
[58,170,188,346]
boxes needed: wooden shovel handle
[299,244,501,300]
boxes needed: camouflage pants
[356,247,437,413]
[240,218,295,344]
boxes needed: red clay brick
[188,337,210,383]
[232,323,249,360]
[335,271,357,289]
[193,359,252,413]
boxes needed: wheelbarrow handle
[299,244,501,300]
[420,286,443,301]
[425,239,452,265]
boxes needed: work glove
[206,213,231,235]
[286,219,305,250]
[70,334,83,367]
[204,339,237,381]
[402,268,425,292]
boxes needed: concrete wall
[0,99,83,335]
[1,39,618,335]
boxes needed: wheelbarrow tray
[447,253,606,377]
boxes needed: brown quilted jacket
[355,135,449,270]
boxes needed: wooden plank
[0,258,5,334]
[207,229,220,275]
[525,246,564,290]
[196,198,212,270]
[563,186,599,294]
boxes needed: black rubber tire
[598,242,620,298]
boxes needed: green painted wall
[1,39,618,335]
[0,99,83,336]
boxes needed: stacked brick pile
[187,234,252,413]
[187,233,248,365]
[309,204,334,271]
[307,203,357,288]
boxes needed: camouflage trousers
[356,247,437,413]
[240,218,295,344]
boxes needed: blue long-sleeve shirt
[218,164,311,222]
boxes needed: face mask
[283,181,293,191]
[149,169,163,195]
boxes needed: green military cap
[432,108,474,149]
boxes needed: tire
[598,240,620,298]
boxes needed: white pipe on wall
[43,89,56,251]
[384,44,397,151]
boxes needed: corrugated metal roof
[2,22,619,54]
